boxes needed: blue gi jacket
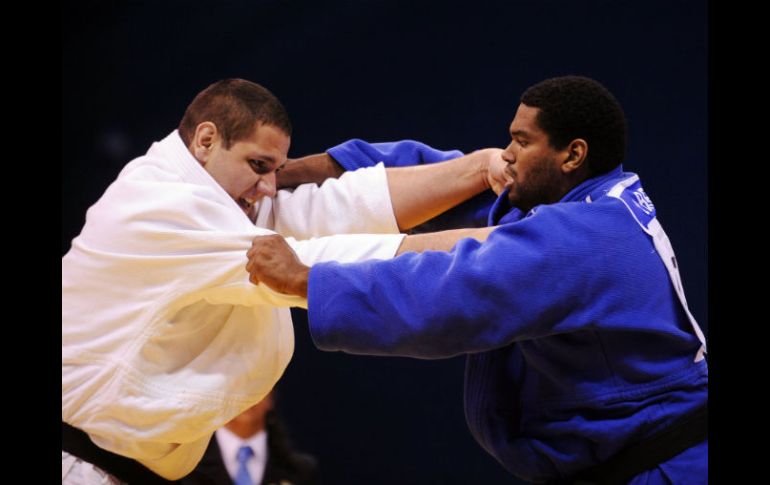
[316,139,708,483]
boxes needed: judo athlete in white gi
[62,79,506,482]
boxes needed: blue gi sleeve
[306,201,675,359]
[327,139,464,170]
[327,138,496,230]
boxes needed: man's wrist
[474,150,492,191]
[277,153,345,189]
[324,153,345,179]
[293,266,310,299]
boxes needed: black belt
[62,421,177,484]
[550,406,707,485]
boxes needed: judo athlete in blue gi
[245,76,708,484]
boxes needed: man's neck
[225,421,266,440]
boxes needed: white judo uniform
[62,130,404,479]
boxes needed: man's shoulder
[265,449,319,484]
[117,130,199,183]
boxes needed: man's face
[501,104,567,212]
[202,123,290,221]
[228,393,274,427]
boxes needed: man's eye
[248,159,270,174]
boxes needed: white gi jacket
[62,131,404,479]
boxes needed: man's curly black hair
[521,76,627,176]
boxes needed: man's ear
[561,138,588,174]
[191,122,218,164]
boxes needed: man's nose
[502,143,516,164]
[255,172,277,199]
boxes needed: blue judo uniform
[312,139,708,483]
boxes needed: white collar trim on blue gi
[607,175,707,363]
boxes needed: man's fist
[473,148,509,195]
[246,234,310,298]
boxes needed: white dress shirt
[216,427,268,485]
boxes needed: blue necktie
[234,445,255,485]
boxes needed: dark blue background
[62,1,707,482]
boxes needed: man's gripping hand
[474,148,509,195]
[246,235,310,298]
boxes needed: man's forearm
[285,227,495,297]
[277,147,504,232]
[276,153,345,189]
[386,150,496,231]
[396,226,495,254]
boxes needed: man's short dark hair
[521,76,627,175]
[179,79,292,149]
